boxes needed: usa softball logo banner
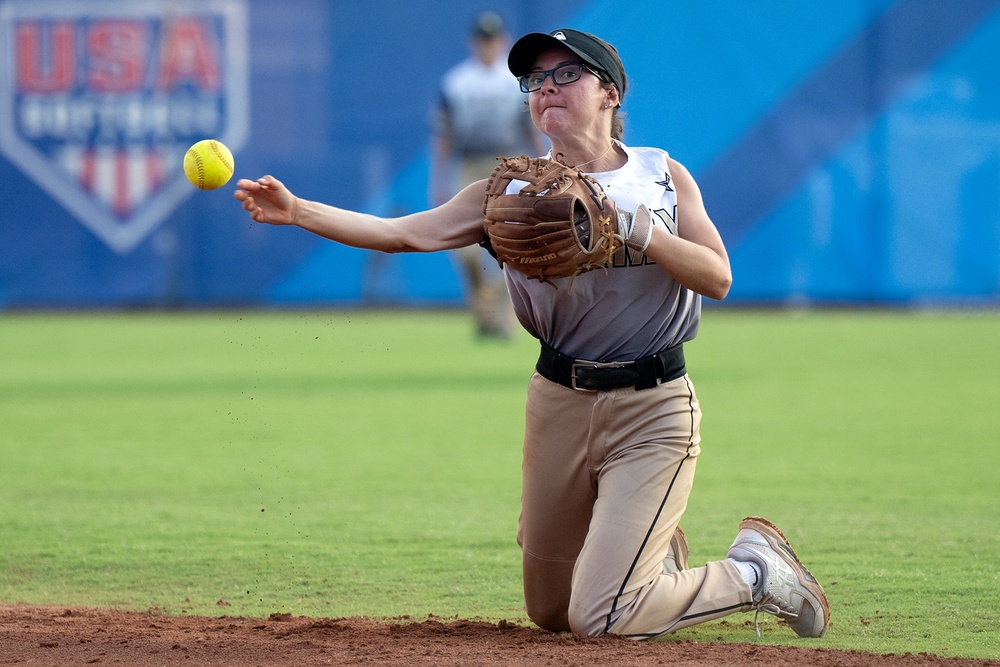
[0,0,248,254]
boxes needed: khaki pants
[454,156,515,338]
[517,372,752,637]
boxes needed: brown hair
[611,109,624,141]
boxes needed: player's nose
[538,73,559,93]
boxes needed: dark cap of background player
[472,12,505,39]
[507,29,627,103]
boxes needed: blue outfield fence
[1,0,999,309]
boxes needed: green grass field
[1,309,997,659]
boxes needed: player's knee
[525,600,571,633]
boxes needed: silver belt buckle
[570,360,633,391]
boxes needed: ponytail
[611,108,624,141]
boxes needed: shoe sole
[737,516,831,638]
[663,525,690,574]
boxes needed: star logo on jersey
[0,0,249,254]
[652,206,678,236]
[656,172,674,192]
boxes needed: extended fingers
[234,175,283,225]
[257,174,281,189]
[234,176,279,192]
[238,194,264,221]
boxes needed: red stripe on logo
[80,150,96,194]
[147,149,164,189]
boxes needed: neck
[553,140,620,172]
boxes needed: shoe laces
[751,595,798,638]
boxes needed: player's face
[526,48,609,140]
[473,34,507,66]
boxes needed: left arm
[642,158,732,300]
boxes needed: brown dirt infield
[3,605,999,667]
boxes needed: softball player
[235,27,830,640]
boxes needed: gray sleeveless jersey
[504,142,701,362]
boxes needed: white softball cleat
[726,516,830,638]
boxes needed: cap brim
[508,32,590,77]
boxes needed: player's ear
[605,86,620,109]
[601,84,621,109]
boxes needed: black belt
[536,342,686,392]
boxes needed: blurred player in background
[429,12,545,339]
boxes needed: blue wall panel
[1,0,998,308]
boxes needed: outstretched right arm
[234,175,488,253]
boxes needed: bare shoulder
[666,156,696,184]
[664,156,706,203]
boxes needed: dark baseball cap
[507,29,627,101]
[472,12,505,39]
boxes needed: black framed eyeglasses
[518,62,605,93]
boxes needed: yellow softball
[183,139,235,190]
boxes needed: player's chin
[535,111,571,137]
